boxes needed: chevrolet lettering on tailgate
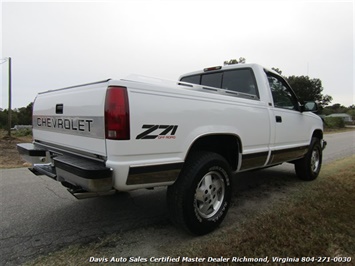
[33,116,104,138]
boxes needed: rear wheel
[295,137,322,181]
[167,151,232,235]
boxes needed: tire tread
[167,151,232,235]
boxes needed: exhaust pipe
[62,182,116,199]
[67,188,116,199]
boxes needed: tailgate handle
[56,104,63,114]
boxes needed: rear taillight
[105,86,130,140]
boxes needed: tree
[17,102,33,125]
[0,109,18,128]
[0,102,33,129]
[286,75,332,108]
[330,103,347,113]
[271,67,282,75]
[0,110,7,129]
[224,57,246,65]
[322,104,354,117]
[347,108,355,121]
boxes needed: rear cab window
[180,75,200,84]
[180,67,259,100]
[201,72,223,88]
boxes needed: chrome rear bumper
[17,143,113,193]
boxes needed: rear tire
[167,151,232,235]
[295,137,322,181]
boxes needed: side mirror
[303,101,318,112]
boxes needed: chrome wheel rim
[311,149,320,173]
[194,171,225,219]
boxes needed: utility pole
[8,57,12,138]
[1,57,12,138]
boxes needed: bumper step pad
[53,155,112,179]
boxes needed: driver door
[266,72,310,164]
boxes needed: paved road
[0,131,354,265]
[322,130,355,163]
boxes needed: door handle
[276,116,282,123]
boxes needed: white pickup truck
[18,63,326,235]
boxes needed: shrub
[12,128,33,137]
[324,117,345,129]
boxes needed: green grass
[26,156,355,266]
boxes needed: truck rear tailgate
[32,80,110,157]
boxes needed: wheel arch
[185,133,241,171]
[312,129,323,140]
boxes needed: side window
[180,75,200,84]
[267,74,298,110]
[201,72,223,88]
[222,69,258,97]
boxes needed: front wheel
[167,151,232,235]
[295,137,322,181]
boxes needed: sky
[1,0,354,109]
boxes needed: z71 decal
[136,125,178,139]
